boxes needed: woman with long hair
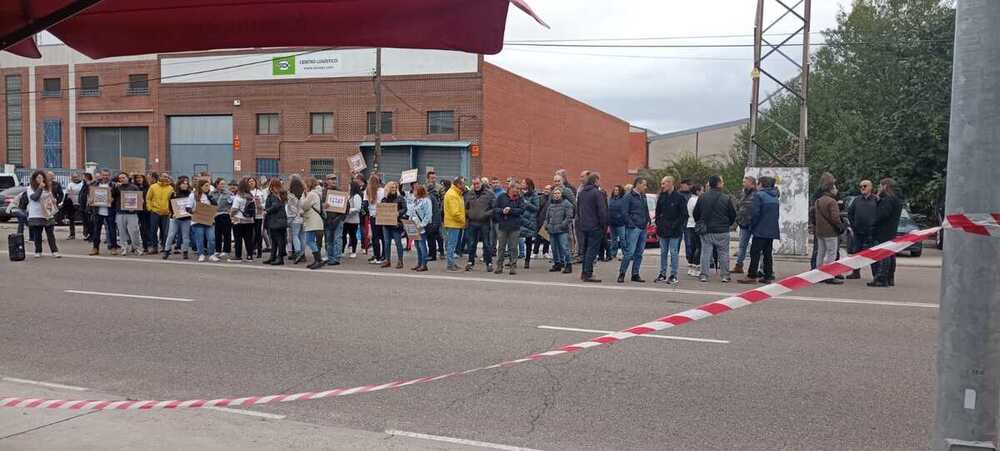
[132,173,153,253]
[264,178,289,265]
[229,177,257,262]
[365,174,386,264]
[248,177,267,259]
[210,178,233,259]
[189,178,218,262]
[411,184,432,271]
[607,184,628,262]
[343,180,363,258]
[301,177,326,269]
[162,177,193,260]
[518,178,540,269]
[380,181,408,269]
[25,170,59,258]
[286,175,307,264]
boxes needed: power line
[505,31,822,43]
[500,47,749,62]
[503,39,950,49]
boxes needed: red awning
[2,0,547,59]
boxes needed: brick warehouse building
[0,44,634,186]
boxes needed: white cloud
[489,0,850,133]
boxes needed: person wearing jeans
[410,184,433,271]
[23,171,60,258]
[812,181,844,284]
[606,185,628,260]
[544,188,574,272]
[739,177,780,284]
[693,175,737,282]
[379,181,408,269]
[653,176,688,284]
[617,178,650,283]
[493,182,525,275]
[146,174,174,253]
[733,176,757,274]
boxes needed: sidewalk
[639,239,942,268]
[0,380,485,450]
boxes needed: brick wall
[481,63,631,188]
[628,131,648,174]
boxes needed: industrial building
[647,118,747,169]
[1,44,635,186]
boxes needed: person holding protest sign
[24,170,59,258]
[162,178,193,260]
[379,181,409,269]
[322,174,347,267]
[113,173,143,256]
[188,179,218,262]
[83,170,119,256]
[230,178,256,263]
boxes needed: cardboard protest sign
[89,186,111,207]
[324,190,349,214]
[400,169,418,185]
[348,153,367,173]
[537,225,550,243]
[376,202,398,226]
[402,219,422,241]
[192,201,216,226]
[171,198,191,219]
[121,191,144,211]
[122,157,146,175]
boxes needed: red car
[645,194,658,246]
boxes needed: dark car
[842,196,922,257]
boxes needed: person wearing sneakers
[112,173,143,256]
[145,173,174,254]
[301,177,326,270]
[210,178,233,260]
[162,178,193,260]
[286,176,307,264]
[379,181,409,269]
[653,176,688,285]
[24,170,60,258]
[230,178,257,263]
[189,179,218,262]
[685,184,704,277]
[410,183,433,272]
[617,178,650,284]
[442,176,467,272]
[739,176,780,285]
[545,187,574,273]
[463,177,496,273]
[83,169,119,256]
[493,179,525,275]
[693,175,737,283]
[343,180,363,259]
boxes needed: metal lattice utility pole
[748,0,811,167]
[373,47,383,174]
[933,1,1000,450]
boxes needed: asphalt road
[0,235,942,450]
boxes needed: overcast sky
[486,0,850,134]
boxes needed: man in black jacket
[618,177,649,283]
[868,177,903,288]
[493,181,525,275]
[733,176,757,274]
[693,175,737,282]
[577,173,608,283]
[425,171,444,260]
[654,176,688,285]
[847,179,879,280]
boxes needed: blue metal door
[43,119,62,168]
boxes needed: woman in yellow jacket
[443,177,467,271]
[145,174,174,253]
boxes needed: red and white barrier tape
[2,214,997,411]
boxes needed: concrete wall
[648,120,746,168]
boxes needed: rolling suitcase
[8,233,25,262]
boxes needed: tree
[737,0,955,214]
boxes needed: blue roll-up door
[414,146,467,183]
[168,116,233,180]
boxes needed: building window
[42,78,61,97]
[257,113,280,135]
[80,76,100,97]
[43,119,63,168]
[5,75,23,167]
[427,111,455,134]
[127,74,149,95]
[256,158,280,178]
[366,111,393,134]
[310,159,334,178]
[311,112,334,135]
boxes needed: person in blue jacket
[739,176,780,284]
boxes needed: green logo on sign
[272,56,296,76]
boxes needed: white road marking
[385,430,541,451]
[2,377,89,391]
[7,251,938,308]
[207,406,286,420]
[64,290,194,303]
[537,325,730,344]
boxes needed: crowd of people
[8,167,905,288]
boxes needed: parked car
[0,173,19,191]
[842,196,923,257]
[1,186,27,222]
[645,193,658,246]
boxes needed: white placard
[400,169,418,185]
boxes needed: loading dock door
[168,116,233,180]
